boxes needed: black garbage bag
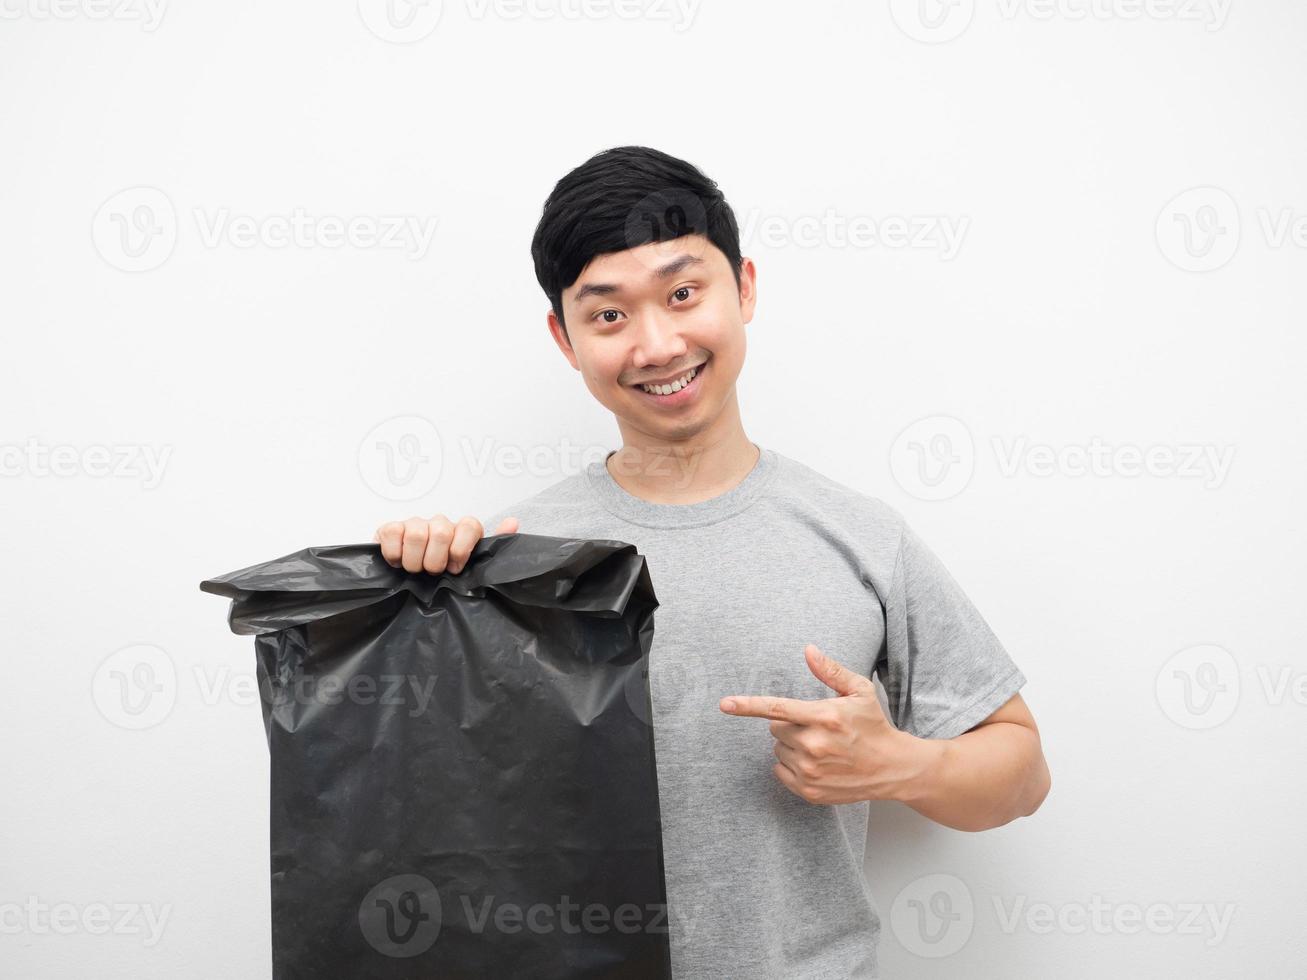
[199,533,671,980]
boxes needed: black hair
[530,145,743,338]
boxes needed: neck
[607,393,758,505]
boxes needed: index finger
[720,695,834,727]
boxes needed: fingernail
[721,698,737,712]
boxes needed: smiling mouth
[630,358,707,396]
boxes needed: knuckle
[426,520,455,544]
[451,524,483,563]
[817,711,842,733]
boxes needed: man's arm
[896,692,1051,832]
[720,645,1050,828]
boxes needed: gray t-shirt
[485,444,1026,979]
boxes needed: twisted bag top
[201,532,658,634]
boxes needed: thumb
[494,516,520,535]
[805,643,874,698]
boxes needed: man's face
[548,234,757,447]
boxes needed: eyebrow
[572,253,705,304]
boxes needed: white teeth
[640,365,698,395]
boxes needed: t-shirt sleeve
[873,513,1026,740]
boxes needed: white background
[2,0,1304,976]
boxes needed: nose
[630,310,689,371]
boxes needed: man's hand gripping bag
[200,533,671,980]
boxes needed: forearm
[893,722,1051,832]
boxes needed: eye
[594,308,624,324]
[671,285,695,304]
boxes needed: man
[374,145,1051,978]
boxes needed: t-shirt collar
[584,443,778,529]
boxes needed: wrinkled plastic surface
[200,533,671,980]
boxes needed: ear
[738,256,757,325]
[546,308,579,370]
